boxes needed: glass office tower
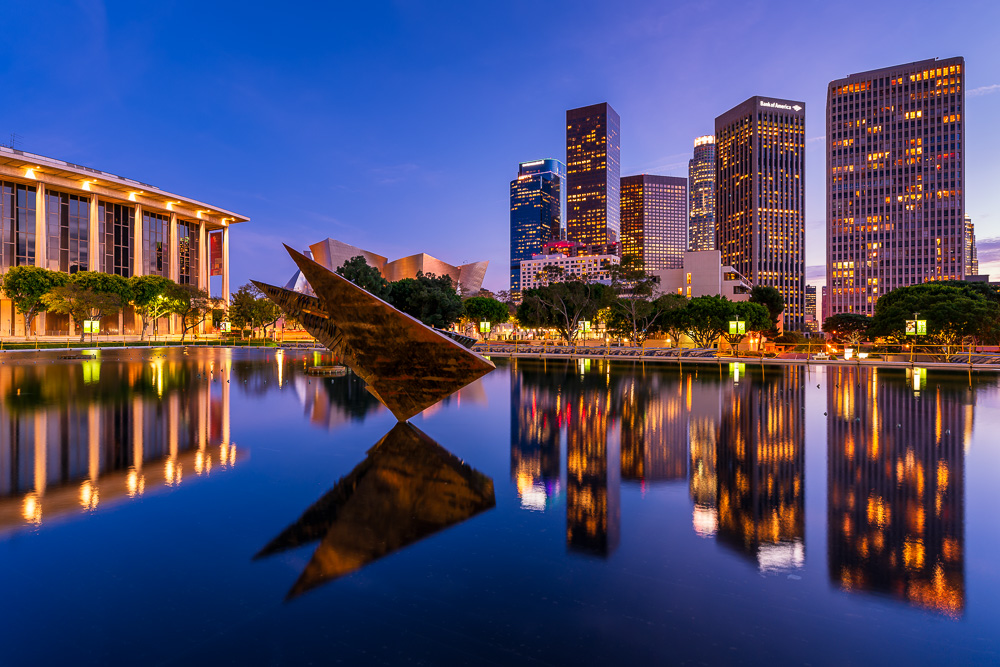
[510,159,565,294]
[566,103,620,247]
[688,136,716,251]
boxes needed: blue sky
[3,0,999,293]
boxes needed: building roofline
[0,145,249,223]
[831,56,964,86]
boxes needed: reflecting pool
[1,349,999,664]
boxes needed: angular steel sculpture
[255,422,495,599]
[253,245,494,422]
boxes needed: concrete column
[34,184,47,335]
[169,212,179,334]
[89,196,100,271]
[34,183,46,269]
[222,224,230,306]
[133,204,143,277]
[199,221,208,334]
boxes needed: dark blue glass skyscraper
[510,159,565,295]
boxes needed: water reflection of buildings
[827,367,966,617]
[715,367,805,572]
[0,352,236,533]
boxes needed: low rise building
[652,250,751,301]
[519,241,620,291]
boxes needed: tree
[657,294,690,346]
[43,283,122,341]
[868,283,1000,348]
[0,266,67,335]
[605,255,664,345]
[749,285,785,334]
[336,255,391,300]
[517,280,613,344]
[822,313,873,347]
[165,283,215,343]
[680,295,733,349]
[228,282,281,338]
[463,296,510,339]
[128,275,175,340]
[386,272,463,329]
[719,301,770,355]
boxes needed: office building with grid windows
[716,96,806,330]
[0,146,247,336]
[826,57,965,316]
[620,174,687,270]
[566,103,620,248]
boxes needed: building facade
[688,135,717,251]
[620,174,687,270]
[519,241,620,291]
[306,238,488,295]
[826,57,965,316]
[805,284,818,332]
[566,103,621,247]
[964,214,979,277]
[510,159,565,294]
[652,250,751,301]
[0,146,245,336]
[716,96,806,330]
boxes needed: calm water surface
[1,348,999,665]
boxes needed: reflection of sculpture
[827,367,966,616]
[254,246,494,422]
[255,422,495,599]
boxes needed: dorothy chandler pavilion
[0,146,248,336]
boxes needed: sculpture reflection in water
[511,359,805,568]
[0,351,237,533]
[253,247,497,598]
[827,367,967,617]
[255,422,495,600]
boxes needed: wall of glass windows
[45,190,89,273]
[0,181,37,269]
[99,201,134,277]
[142,211,169,277]
[178,220,199,286]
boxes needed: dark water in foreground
[1,348,999,665]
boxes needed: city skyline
[2,2,999,296]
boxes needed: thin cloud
[807,135,826,144]
[805,265,825,282]
[975,237,1000,263]
[969,84,1000,97]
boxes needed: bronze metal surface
[255,422,495,599]
[253,245,494,421]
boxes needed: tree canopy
[463,296,510,337]
[517,280,613,343]
[749,285,785,333]
[1,266,67,334]
[822,313,873,346]
[719,301,771,352]
[336,255,391,300]
[387,272,464,329]
[166,283,215,342]
[868,282,1000,346]
[228,282,281,336]
[128,274,175,339]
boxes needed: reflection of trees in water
[827,367,969,617]
[318,373,383,421]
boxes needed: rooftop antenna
[4,133,22,150]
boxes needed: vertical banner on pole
[210,231,223,277]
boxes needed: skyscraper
[688,135,717,251]
[510,159,565,294]
[620,174,687,270]
[826,57,965,316]
[566,103,621,248]
[805,284,818,332]
[716,97,806,330]
[964,214,978,277]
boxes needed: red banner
[210,231,223,276]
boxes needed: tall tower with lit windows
[715,96,806,330]
[510,159,565,295]
[688,136,716,251]
[566,103,620,248]
[826,57,965,316]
